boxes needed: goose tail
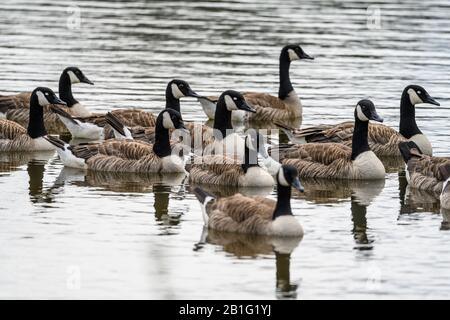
[193,187,215,225]
[44,135,87,169]
[105,112,132,139]
[273,120,295,132]
[50,105,79,125]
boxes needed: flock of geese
[0,44,449,239]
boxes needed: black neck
[165,85,181,114]
[399,91,421,139]
[152,120,172,158]
[241,142,259,173]
[278,50,293,100]
[213,95,233,138]
[27,95,47,138]
[272,183,293,220]
[351,116,370,160]
[59,72,78,107]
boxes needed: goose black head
[32,87,67,107]
[245,130,268,158]
[220,90,256,113]
[404,85,440,106]
[167,79,201,99]
[354,99,383,123]
[63,67,94,85]
[277,165,304,192]
[158,108,186,130]
[282,44,314,62]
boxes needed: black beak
[186,88,202,99]
[292,177,305,193]
[177,122,188,131]
[370,111,384,123]
[81,75,94,85]
[238,101,256,113]
[49,95,67,106]
[300,52,314,60]
[423,93,440,106]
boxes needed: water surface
[1,0,450,299]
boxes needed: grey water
[1,0,450,299]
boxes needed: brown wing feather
[407,154,450,193]
[189,155,244,185]
[0,119,27,139]
[0,92,32,113]
[73,109,156,128]
[272,143,355,179]
[208,194,275,234]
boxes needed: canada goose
[52,79,201,139]
[203,90,256,158]
[271,100,386,180]
[188,132,274,187]
[276,85,439,157]
[1,67,93,133]
[44,109,188,173]
[193,164,304,236]
[198,44,313,122]
[105,110,214,151]
[399,141,450,209]
[0,87,66,152]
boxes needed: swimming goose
[52,79,201,139]
[193,164,304,236]
[44,109,188,173]
[188,132,274,187]
[203,90,256,158]
[1,67,93,133]
[276,85,439,157]
[0,87,66,152]
[105,109,215,150]
[198,44,313,122]
[271,100,386,180]
[399,141,450,209]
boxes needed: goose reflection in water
[398,173,441,215]
[195,227,302,299]
[49,167,188,231]
[294,178,385,250]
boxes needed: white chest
[31,137,55,151]
[160,155,186,173]
[270,215,304,237]
[409,134,432,156]
[239,166,274,187]
[353,151,385,179]
[70,103,92,117]
[205,133,246,160]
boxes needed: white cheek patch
[407,88,423,105]
[162,112,175,129]
[278,169,289,187]
[288,49,299,61]
[36,91,50,106]
[356,105,369,121]
[171,83,185,99]
[67,71,80,84]
[224,95,238,111]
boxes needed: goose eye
[233,97,237,101]
[417,90,422,95]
